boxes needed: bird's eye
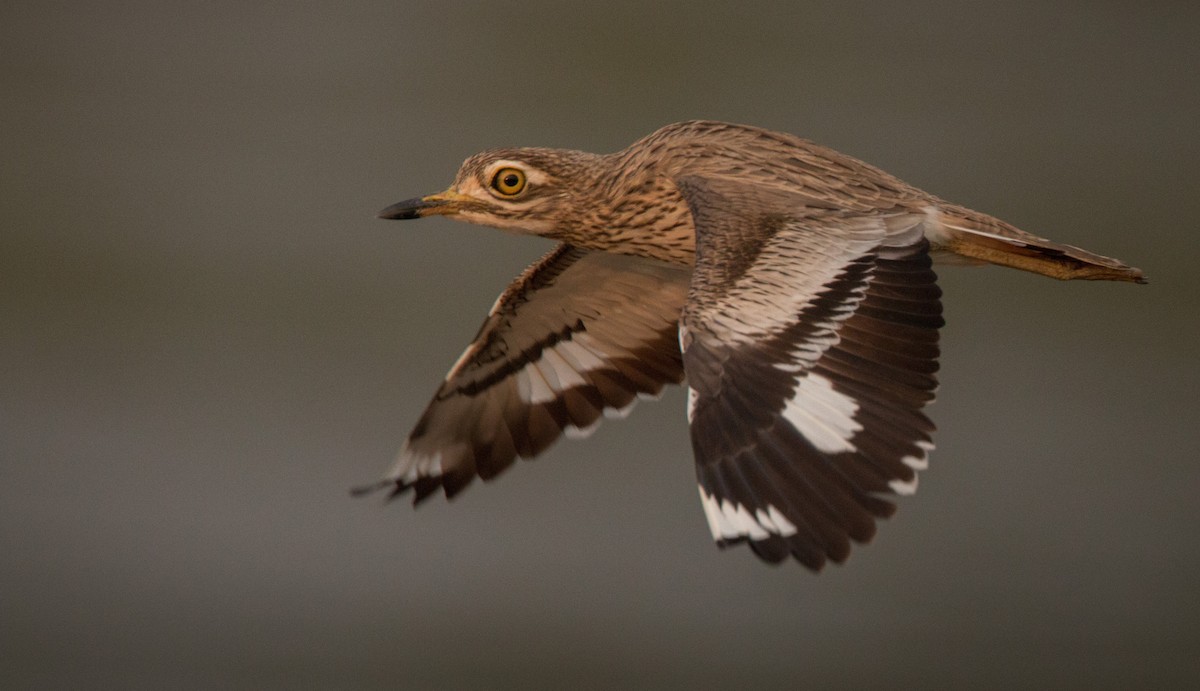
[490,167,527,197]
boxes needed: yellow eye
[490,167,527,196]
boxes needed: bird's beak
[377,190,473,220]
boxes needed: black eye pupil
[503,174,519,188]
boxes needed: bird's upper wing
[359,243,691,503]
[675,176,944,570]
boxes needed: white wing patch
[555,338,608,372]
[890,440,935,494]
[386,444,445,484]
[780,372,863,454]
[515,366,556,404]
[903,439,935,471]
[514,337,612,405]
[539,346,589,389]
[699,485,798,541]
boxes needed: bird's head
[379,147,604,237]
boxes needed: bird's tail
[928,203,1147,284]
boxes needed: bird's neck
[557,161,697,266]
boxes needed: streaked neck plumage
[538,150,696,265]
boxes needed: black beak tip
[377,199,425,220]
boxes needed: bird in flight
[359,121,1144,570]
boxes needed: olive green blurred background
[3,1,1198,688]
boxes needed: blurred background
[3,1,1197,688]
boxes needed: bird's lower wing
[676,177,943,570]
[358,244,691,503]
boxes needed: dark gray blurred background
[3,1,1197,688]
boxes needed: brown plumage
[364,120,1144,570]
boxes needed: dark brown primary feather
[357,244,690,503]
